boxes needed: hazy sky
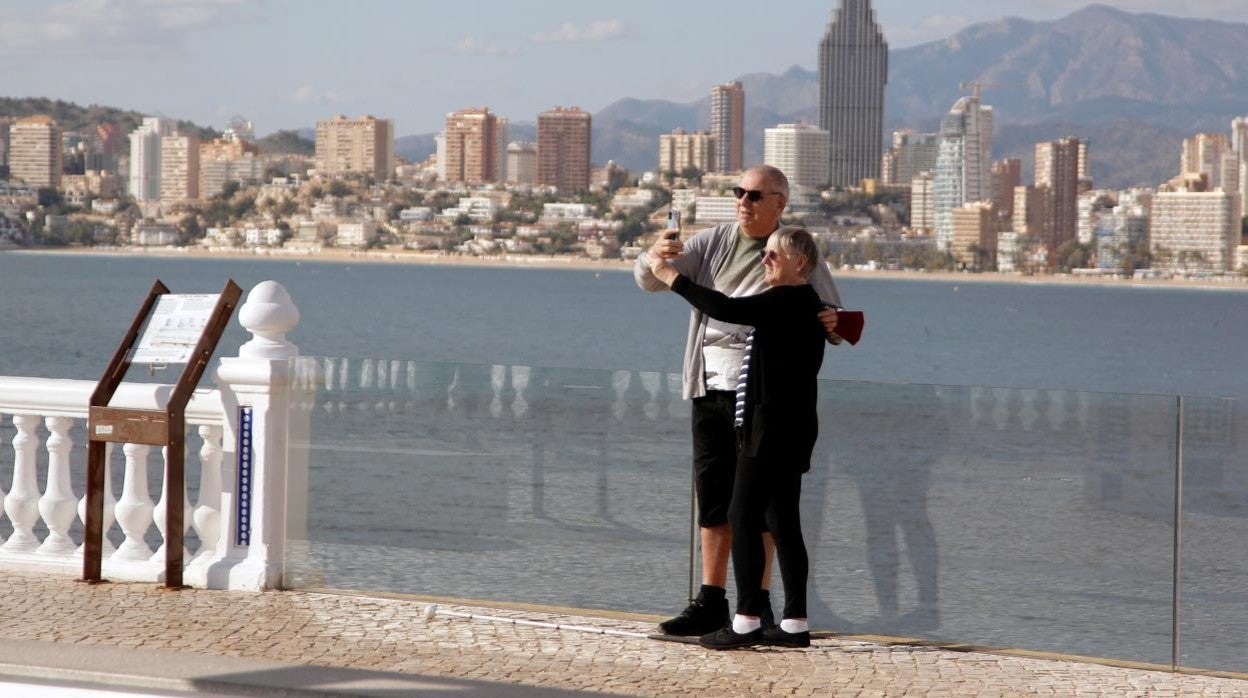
[3,0,1244,136]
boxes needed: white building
[1095,199,1149,270]
[336,220,378,247]
[763,123,829,189]
[996,231,1020,272]
[1150,191,1239,272]
[541,202,593,220]
[933,95,993,250]
[128,117,173,202]
[131,221,179,246]
[245,227,284,247]
[611,188,657,211]
[694,196,737,224]
[399,207,434,222]
[441,197,499,222]
[506,141,536,185]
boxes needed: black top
[672,275,827,472]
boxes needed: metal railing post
[1171,395,1184,671]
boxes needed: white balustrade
[36,416,78,556]
[0,279,303,591]
[2,415,43,553]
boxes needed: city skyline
[3,0,1246,137]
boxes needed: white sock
[732,614,761,634]
[780,618,809,634]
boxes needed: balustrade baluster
[510,365,530,418]
[151,445,192,563]
[0,412,6,545]
[36,416,77,555]
[1,415,43,553]
[112,443,155,560]
[77,443,117,556]
[192,425,223,563]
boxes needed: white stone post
[203,280,301,591]
[77,443,117,556]
[190,425,223,564]
[112,443,155,561]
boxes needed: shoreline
[6,244,1248,290]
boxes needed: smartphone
[665,209,681,240]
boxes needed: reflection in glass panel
[806,382,1175,665]
[1179,397,1247,674]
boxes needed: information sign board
[132,294,221,364]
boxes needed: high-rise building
[932,94,993,250]
[910,171,934,233]
[1035,137,1082,252]
[950,202,997,268]
[536,107,591,192]
[494,117,510,183]
[199,137,261,199]
[442,107,498,185]
[1181,133,1230,188]
[1012,185,1050,239]
[506,141,536,185]
[159,134,200,205]
[764,122,830,189]
[0,118,12,171]
[886,130,939,186]
[128,117,173,202]
[818,0,888,187]
[710,81,744,173]
[1151,191,1239,272]
[658,129,716,176]
[9,115,63,189]
[1095,191,1150,271]
[1232,116,1248,157]
[990,158,1020,220]
[314,114,395,180]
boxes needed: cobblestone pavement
[1,571,1245,697]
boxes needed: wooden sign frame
[81,278,243,588]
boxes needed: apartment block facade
[315,114,395,180]
[536,107,591,192]
[9,115,62,189]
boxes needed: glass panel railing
[810,382,1176,666]
[285,358,1185,667]
[1179,396,1248,675]
[285,359,697,615]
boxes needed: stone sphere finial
[238,281,300,359]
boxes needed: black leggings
[728,455,807,620]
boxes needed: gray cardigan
[634,223,843,400]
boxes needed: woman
[648,226,831,650]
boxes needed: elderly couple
[634,164,844,650]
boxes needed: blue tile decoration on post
[236,406,253,546]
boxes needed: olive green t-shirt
[702,224,769,391]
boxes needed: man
[635,165,842,636]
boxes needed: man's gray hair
[746,165,790,199]
[773,226,819,277]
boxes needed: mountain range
[572,4,1248,189]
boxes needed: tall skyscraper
[536,107,591,192]
[314,114,395,180]
[990,158,1021,220]
[442,107,499,185]
[1232,116,1248,157]
[8,115,62,189]
[932,94,993,249]
[710,81,744,173]
[818,0,888,187]
[885,130,939,186]
[763,122,830,189]
[1035,137,1082,252]
[128,117,172,202]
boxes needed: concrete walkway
[0,571,1245,697]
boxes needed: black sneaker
[658,596,729,636]
[698,626,764,650]
[762,625,811,648]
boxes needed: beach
[7,244,1248,289]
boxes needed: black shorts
[691,391,739,528]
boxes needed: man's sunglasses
[732,187,782,202]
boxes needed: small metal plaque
[88,406,169,445]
